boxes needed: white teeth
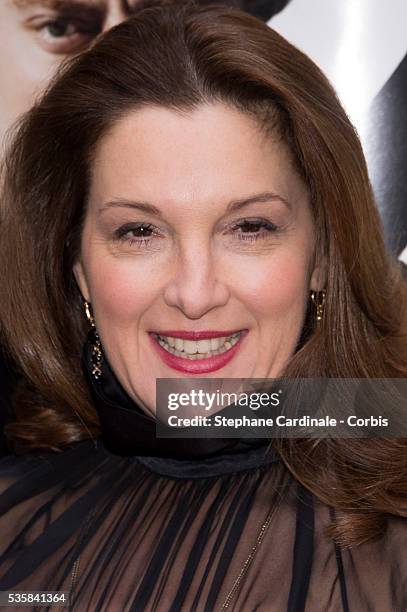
[183,340,197,355]
[174,338,183,351]
[197,339,211,353]
[155,332,242,359]
[210,338,221,351]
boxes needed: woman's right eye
[114,223,160,248]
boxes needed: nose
[102,2,131,31]
[163,242,230,320]
[101,0,170,31]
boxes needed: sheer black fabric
[0,337,406,611]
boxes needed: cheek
[232,250,311,321]
[84,254,160,326]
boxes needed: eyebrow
[100,191,292,217]
[13,0,104,12]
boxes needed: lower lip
[148,331,248,374]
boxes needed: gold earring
[83,301,103,380]
[84,301,95,327]
[310,289,326,323]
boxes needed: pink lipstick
[148,330,248,374]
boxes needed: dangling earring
[83,301,103,380]
[310,289,326,323]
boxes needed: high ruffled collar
[82,332,279,475]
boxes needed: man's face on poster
[0,0,142,143]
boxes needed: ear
[309,255,327,292]
[73,260,91,302]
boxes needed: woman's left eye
[230,218,278,242]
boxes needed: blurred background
[272,0,407,262]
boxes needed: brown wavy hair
[1,3,406,547]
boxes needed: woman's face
[74,103,324,415]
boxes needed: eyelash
[114,218,279,247]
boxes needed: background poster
[270,0,407,262]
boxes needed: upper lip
[150,330,245,340]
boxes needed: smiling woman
[73,103,317,399]
[0,3,406,610]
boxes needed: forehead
[89,104,308,213]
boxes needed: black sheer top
[0,341,406,611]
